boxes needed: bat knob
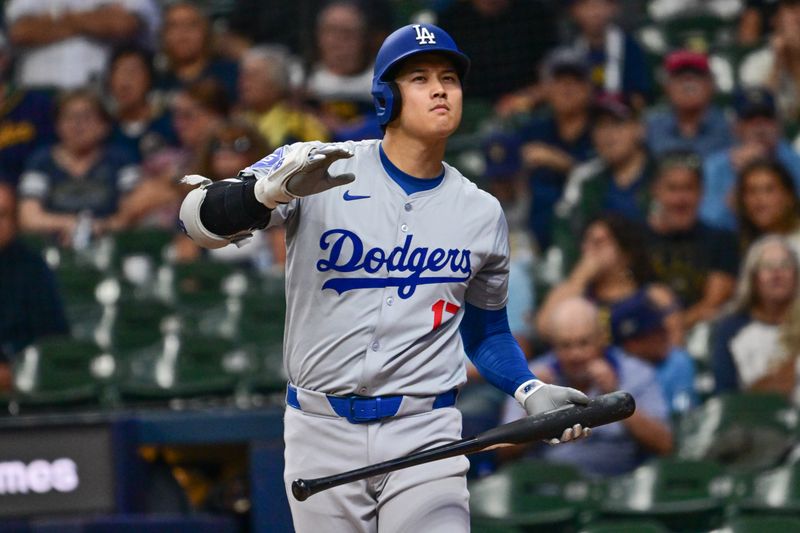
[292,479,312,501]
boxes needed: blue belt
[286,384,458,424]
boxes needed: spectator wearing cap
[646,151,739,331]
[711,235,799,396]
[567,0,653,108]
[0,31,55,186]
[613,292,697,415]
[739,0,800,123]
[5,0,160,90]
[553,94,656,269]
[502,297,672,477]
[701,87,800,231]
[509,47,596,251]
[645,51,734,159]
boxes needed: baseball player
[179,23,591,533]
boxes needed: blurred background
[2,0,800,531]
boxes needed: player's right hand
[251,142,356,208]
[521,380,592,445]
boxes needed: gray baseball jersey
[246,139,510,397]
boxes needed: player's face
[742,169,795,232]
[393,54,463,140]
[754,242,797,307]
[653,166,701,230]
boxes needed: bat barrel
[291,391,635,501]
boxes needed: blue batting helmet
[371,23,470,126]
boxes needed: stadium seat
[721,515,800,532]
[579,519,669,533]
[738,462,800,514]
[598,458,732,532]
[107,298,177,355]
[676,393,794,473]
[111,227,173,269]
[469,460,588,531]
[118,333,240,402]
[12,337,106,409]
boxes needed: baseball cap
[610,294,667,344]
[542,47,590,80]
[591,93,635,122]
[664,50,710,75]
[482,132,521,180]
[733,87,776,119]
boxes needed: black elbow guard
[199,174,271,236]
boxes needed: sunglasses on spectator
[211,136,253,153]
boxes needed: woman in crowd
[536,213,681,344]
[17,88,139,246]
[107,45,177,161]
[177,119,284,270]
[712,235,799,396]
[736,159,800,254]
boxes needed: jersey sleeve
[464,206,510,310]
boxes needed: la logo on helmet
[413,24,436,45]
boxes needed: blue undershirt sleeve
[459,302,536,396]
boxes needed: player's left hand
[522,380,592,445]
[253,142,356,208]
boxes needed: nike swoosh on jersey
[343,190,371,201]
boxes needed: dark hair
[735,158,800,247]
[109,44,155,86]
[55,88,112,124]
[582,212,655,285]
[196,119,270,180]
[181,78,231,118]
[654,149,703,185]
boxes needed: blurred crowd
[1,0,800,487]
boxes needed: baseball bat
[292,390,635,502]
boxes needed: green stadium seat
[722,515,800,532]
[469,460,588,531]
[579,519,669,533]
[676,393,794,473]
[108,298,177,355]
[12,337,106,409]
[598,458,732,532]
[112,227,173,268]
[118,333,240,401]
[738,463,800,514]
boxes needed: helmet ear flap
[373,81,402,126]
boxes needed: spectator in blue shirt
[612,291,698,415]
[17,88,140,245]
[515,47,596,250]
[0,184,68,385]
[107,45,178,162]
[568,0,653,108]
[646,51,734,159]
[701,87,800,230]
[501,296,673,477]
[0,32,55,186]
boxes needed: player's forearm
[460,303,536,396]
[199,177,271,236]
[623,411,673,455]
[8,15,78,46]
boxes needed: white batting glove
[517,379,592,445]
[251,142,355,209]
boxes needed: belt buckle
[347,396,379,423]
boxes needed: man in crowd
[501,297,672,477]
[646,50,733,158]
